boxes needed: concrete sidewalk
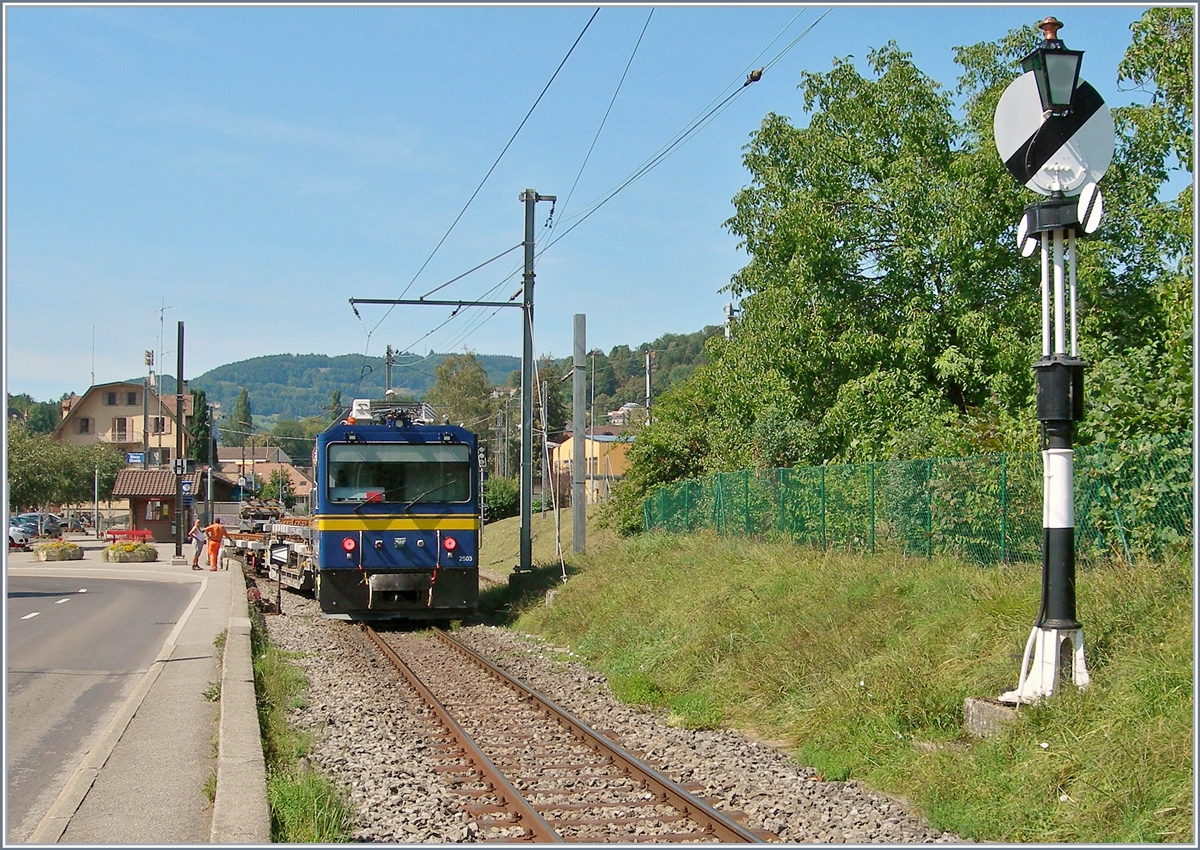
[14,538,270,844]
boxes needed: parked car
[14,513,63,537]
[9,524,31,550]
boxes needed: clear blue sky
[4,3,1157,403]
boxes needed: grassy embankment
[248,606,357,842]
[479,507,1193,844]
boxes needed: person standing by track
[202,517,228,571]
[188,518,206,570]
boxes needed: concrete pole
[573,314,586,553]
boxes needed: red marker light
[442,536,458,552]
[341,537,357,552]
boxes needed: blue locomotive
[271,398,481,621]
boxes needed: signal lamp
[341,537,357,552]
[443,536,458,552]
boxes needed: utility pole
[173,321,185,563]
[385,344,395,395]
[143,350,153,469]
[572,315,586,553]
[347,188,554,575]
[518,189,555,575]
[540,379,549,519]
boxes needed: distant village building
[605,401,643,426]
[549,426,634,504]
[52,380,194,468]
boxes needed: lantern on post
[1020,17,1085,117]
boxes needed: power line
[369,7,601,338]
[543,8,831,252]
[551,9,654,235]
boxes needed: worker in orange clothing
[203,517,229,571]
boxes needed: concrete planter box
[34,545,85,562]
[102,546,159,563]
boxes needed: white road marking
[77,589,87,593]
[21,612,39,620]
[56,598,69,604]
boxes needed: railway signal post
[993,17,1114,705]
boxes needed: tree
[188,389,212,464]
[225,387,253,447]
[259,468,296,509]
[25,401,61,434]
[609,17,1192,533]
[328,389,343,422]
[425,353,495,432]
[267,417,326,468]
[6,423,124,510]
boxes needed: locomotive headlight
[341,537,357,552]
[442,536,458,552]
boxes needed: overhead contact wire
[369,6,601,337]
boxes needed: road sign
[994,71,1114,196]
[181,480,193,494]
[269,544,289,566]
[126,452,145,465]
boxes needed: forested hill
[137,325,722,423]
[186,352,520,421]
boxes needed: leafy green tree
[259,468,296,509]
[268,417,324,467]
[25,401,62,434]
[328,388,343,422]
[7,423,123,509]
[610,16,1192,533]
[188,389,213,464]
[224,387,253,447]
[425,353,494,432]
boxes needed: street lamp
[1021,17,1084,117]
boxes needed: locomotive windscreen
[326,443,472,504]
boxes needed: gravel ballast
[259,585,963,844]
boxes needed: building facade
[549,427,634,504]
[53,381,193,467]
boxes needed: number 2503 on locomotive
[311,398,481,621]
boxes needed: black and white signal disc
[994,71,1114,197]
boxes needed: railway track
[362,625,776,843]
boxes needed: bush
[484,477,519,523]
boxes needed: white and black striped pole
[993,17,1112,705]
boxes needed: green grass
[503,521,1192,844]
[249,608,357,842]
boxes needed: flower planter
[102,546,158,563]
[34,545,84,562]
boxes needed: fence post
[743,469,751,535]
[715,474,724,536]
[869,462,876,554]
[926,458,933,559]
[778,468,785,536]
[1000,453,1008,563]
[820,465,827,551]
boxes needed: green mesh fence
[644,433,1193,565]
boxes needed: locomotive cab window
[327,443,471,504]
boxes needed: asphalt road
[5,575,193,844]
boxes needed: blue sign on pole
[126,452,145,464]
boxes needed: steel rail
[360,625,564,843]
[432,628,768,844]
